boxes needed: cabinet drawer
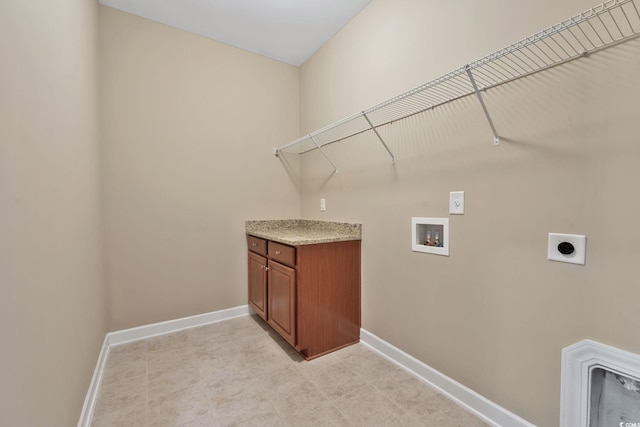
[247,235,267,256]
[268,241,296,267]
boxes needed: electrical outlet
[449,191,464,214]
[548,233,586,265]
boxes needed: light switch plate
[449,191,464,215]
[548,233,586,265]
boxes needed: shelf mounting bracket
[362,111,395,163]
[465,65,500,146]
[309,134,338,173]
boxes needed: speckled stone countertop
[245,220,361,245]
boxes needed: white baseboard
[107,305,251,346]
[360,329,536,427]
[77,335,110,427]
[77,305,250,426]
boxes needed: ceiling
[98,0,374,66]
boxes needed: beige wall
[300,0,640,425]
[0,0,106,426]
[99,6,301,330]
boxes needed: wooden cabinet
[247,251,267,320]
[247,235,268,320]
[267,260,296,346]
[247,234,361,360]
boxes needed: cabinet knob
[275,250,281,255]
[265,266,269,271]
[252,243,257,246]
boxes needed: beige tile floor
[90,315,490,427]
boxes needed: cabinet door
[267,260,296,346]
[248,252,267,320]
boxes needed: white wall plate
[548,233,586,265]
[449,191,464,215]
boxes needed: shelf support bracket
[362,111,395,163]
[465,65,500,146]
[309,134,338,173]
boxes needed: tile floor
[90,315,490,426]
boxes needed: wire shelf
[275,0,640,164]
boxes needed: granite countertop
[245,219,361,245]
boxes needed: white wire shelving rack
[274,0,640,172]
